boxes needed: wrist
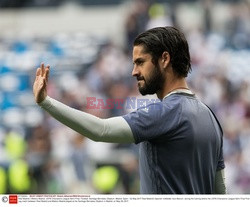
[38,96,52,109]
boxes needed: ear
[160,51,170,69]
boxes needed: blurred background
[0,0,250,194]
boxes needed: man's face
[132,45,165,95]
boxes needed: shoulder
[122,95,187,143]
[125,95,183,121]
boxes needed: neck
[156,77,189,100]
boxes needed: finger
[35,68,41,81]
[45,65,50,82]
[36,68,41,76]
[41,62,45,77]
[42,77,47,90]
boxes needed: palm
[33,63,50,103]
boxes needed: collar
[163,88,194,100]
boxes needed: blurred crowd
[1,0,250,194]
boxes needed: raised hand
[33,63,50,103]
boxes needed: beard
[137,64,165,96]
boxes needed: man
[33,26,226,194]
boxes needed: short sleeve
[217,138,225,171]
[123,101,181,144]
[205,104,225,171]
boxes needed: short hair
[133,26,191,77]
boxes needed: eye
[133,58,145,66]
[137,60,144,66]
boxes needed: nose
[132,65,139,77]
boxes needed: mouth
[137,76,144,81]
[137,79,144,88]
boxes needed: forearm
[214,169,226,194]
[39,96,134,143]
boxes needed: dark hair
[133,26,191,77]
